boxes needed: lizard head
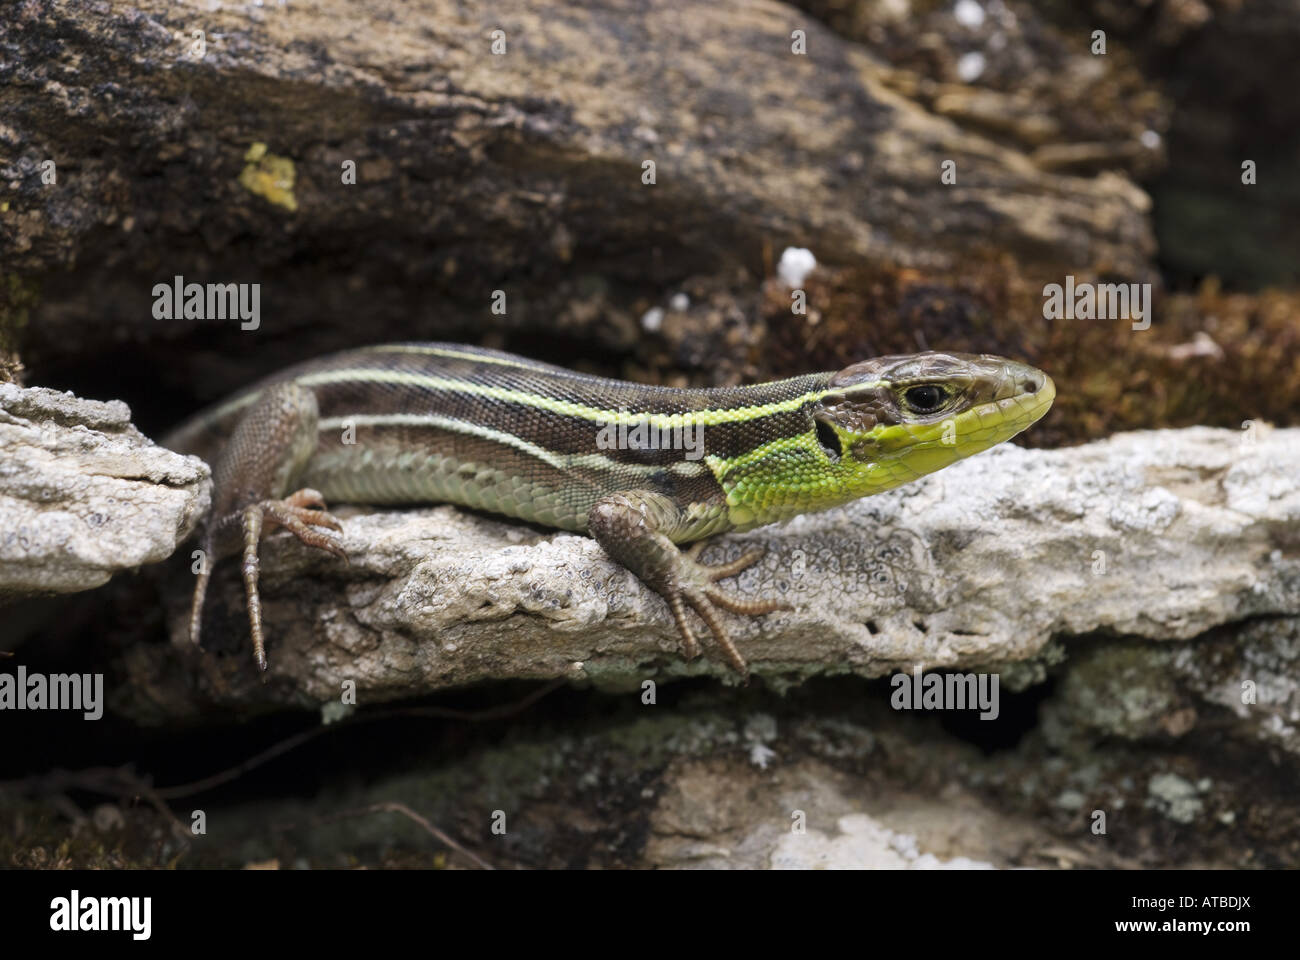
[709,351,1056,530]
[809,351,1055,498]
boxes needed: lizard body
[165,342,1055,674]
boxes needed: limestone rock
[0,383,209,604]
[125,425,1299,715]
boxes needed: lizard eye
[815,418,842,461]
[903,384,947,413]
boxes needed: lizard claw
[262,492,348,560]
[671,544,789,677]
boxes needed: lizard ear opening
[814,416,842,462]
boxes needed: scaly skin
[165,343,1055,675]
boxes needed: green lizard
[165,343,1055,675]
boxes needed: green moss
[0,799,183,869]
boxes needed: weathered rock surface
[0,383,208,606]
[646,758,1002,870]
[3,0,1154,397]
[1041,616,1300,760]
[10,666,1289,868]
[122,425,1298,716]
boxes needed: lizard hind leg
[189,382,345,671]
[240,495,347,671]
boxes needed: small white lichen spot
[641,307,664,332]
[1140,129,1161,149]
[777,247,817,288]
[957,51,986,82]
[954,0,985,28]
[321,701,354,725]
[749,743,777,770]
[669,292,690,312]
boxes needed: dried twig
[156,676,567,799]
[0,677,565,863]
[275,801,494,870]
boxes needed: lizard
[164,342,1055,675]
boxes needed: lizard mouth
[967,371,1057,445]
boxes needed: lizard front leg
[587,491,789,676]
[188,382,346,670]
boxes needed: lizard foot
[587,491,791,677]
[668,544,791,677]
[240,489,347,671]
[260,488,347,561]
